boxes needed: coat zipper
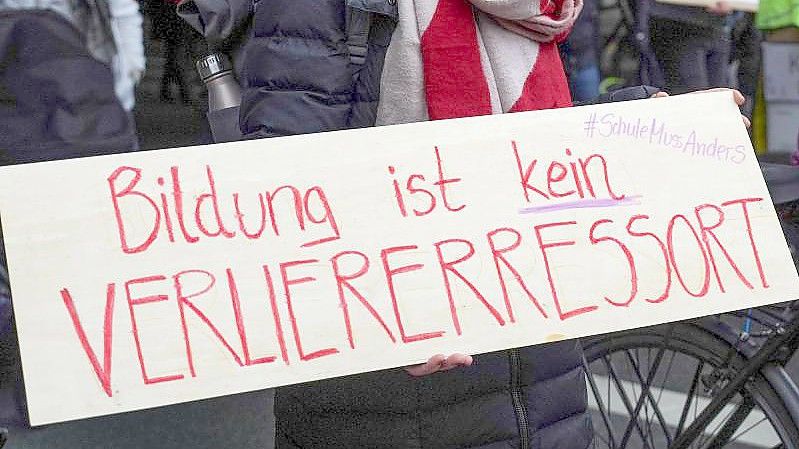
[510,348,530,449]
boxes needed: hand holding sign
[654,88,751,128]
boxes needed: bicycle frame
[701,311,799,432]
[668,315,799,448]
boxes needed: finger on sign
[706,1,732,14]
[689,88,745,105]
[405,354,446,377]
[439,353,473,372]
[642,88,750,130]
[404,353,473,376]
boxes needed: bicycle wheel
[583,322,799,449]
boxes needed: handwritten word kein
[512,141,625,204]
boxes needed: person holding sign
[234,1,604,448]
[226,0,751,448]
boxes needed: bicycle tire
[583,321,799,449]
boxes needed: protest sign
[0,92,797,426]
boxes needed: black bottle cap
[196,53,233,81]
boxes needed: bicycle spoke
[583,354,618,449]
[729,416,768,444]
[646,348,659,449]
[641,347,659,449]
[593,427,615,449]
[600,355,655,449]
[636,348,659,449]
[622,349,673,445]
[675,360,704,437]
[649,347,681,444]
[701,394,756,448]
[618,344,668,449]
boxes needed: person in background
[756,0,799,40]
[0,0,117,66]
[560,0,601,102]
[148,0,202,104]
[0,8,137,439]
[0,0,137,162]
[108,0,145,114]
[756,0,799,164]
[728,11,761,119]
[0,0,144,129]
[647,0,733,93]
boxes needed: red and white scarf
[375,0,583,125]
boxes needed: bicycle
[583,162,799,449]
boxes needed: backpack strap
[346,6,372,66]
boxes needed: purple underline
[519,196,643,214]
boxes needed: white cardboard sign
[0,92,797,426]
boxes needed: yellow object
[753,75,768,154]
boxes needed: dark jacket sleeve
[578,85,662,105]
[177,0,252,44]
[177,0,252,71]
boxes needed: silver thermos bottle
[196,53,243,143]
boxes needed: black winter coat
[276,343,593,449]
[0,10,137,164]
[240,1,594,448]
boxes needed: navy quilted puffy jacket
[240,0,397,137]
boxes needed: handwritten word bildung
[583,113,747,164]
